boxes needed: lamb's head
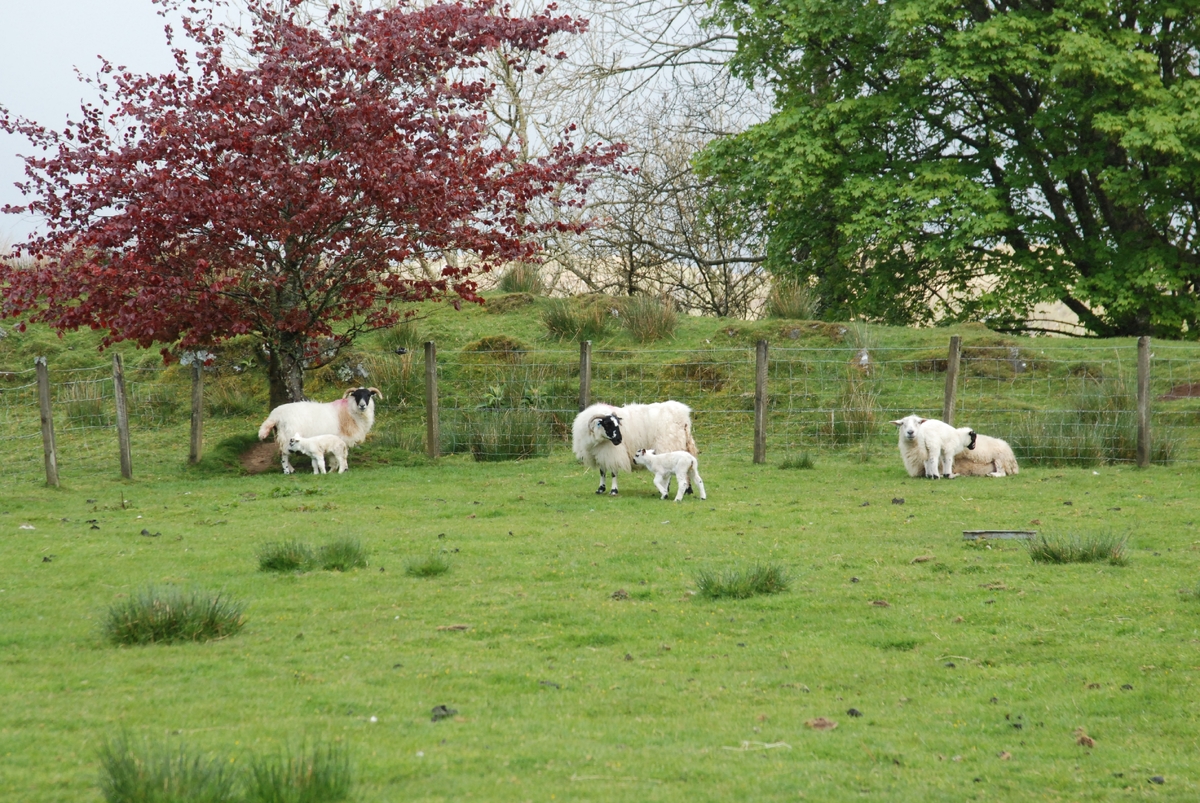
[344,386,382,411]
[891,415,925,444]
[633,448,655,467]
[590,412,623,447]
[286,436,304,453]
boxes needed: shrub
[497,262,545,295]
[245,743,353,803]
[317,539,368,572]
[694,564,790,599]
[405,554,451,578]
[258,540,317,573]
[104,587,245,646]
[767,280,821,320]
[99,735,237,803]
[1025,533,1128,566]
[621,296,677,343]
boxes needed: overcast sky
[0,0,180,245]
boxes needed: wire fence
[2,337,1198,487]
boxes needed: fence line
[3,335,1199,486]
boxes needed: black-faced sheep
[633,448,707,501]
[258,387,380,474]
[952,433,1019,477]
[572,401,698,495]
[891,414,976,479]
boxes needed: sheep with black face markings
[951,432,1019,477]
[258,387,380,474]
[572,401,698,495]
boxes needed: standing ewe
[633,448,707,501]
[287,434,349,474]
[953,433,1019,477]
[891,414,976,479]
[572,401,698,495]
[258,387,381,474]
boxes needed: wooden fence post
[112,353,132,479]
[35,356,60,487]
[189,362,204,464]
[425,341,440,459]
[579,340,592,411]
[1137,336,1151,468]
[754,340,768,464]
[943,335,962,425]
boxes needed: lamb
[633,448,707,501]
[286,434,349,474]
[258,387,381,474]
[952,432,1019,477]
[891,414,976,479]
[572,401,698,495]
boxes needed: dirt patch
[240,441,280,474]
[1160,382,1200,400]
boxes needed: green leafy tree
[701,0,1200,337]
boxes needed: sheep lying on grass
[572,401,698,495]
[287,434,348,474]
[258,387,380,474]
[952,433,1019,477]
[891,414,976,478]
[633,449,707,501]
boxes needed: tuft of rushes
[317,538,368,572]
[694,564,790,599]
[258,540,317,573]
[1025,533,1128,566]
[104,587,245,646]
[405,554,451,578]
[542,298,610,341]
[497,263,545,295]
[766,280,821,320]
[98,735,237,803]
[244,742,353,803]
[779,453,815,470]
[621,296,677,343]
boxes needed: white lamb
[258,387,380,474]
[952,433,1019,477]
[891,414,976,479]
[633,448,707,501]
[287,434,349,474]
[572,401,698,496]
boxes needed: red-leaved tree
[0,0,621,407]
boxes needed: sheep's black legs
[610,472,619,496]
[596,469,606,495]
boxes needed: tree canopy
[701,0,1200,337]
[1,0,620,405]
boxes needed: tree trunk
[267,333,307,409]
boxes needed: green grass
[316,538,369,572]
[693,563,790,599]
[779,453,815,470]
[1025,533,1129,566]
[99,735,237,803]
[404,554,451,578]
[258,540,317,573]
[245,743,353,803]
[103,586,246,646]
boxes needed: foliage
[541,298,612,341]
[99,735,237,803]
[0,0,620,408]
[317,539,369,572]
[703,0,1200,337]
[464,409,550,461]
[621,296,678,343]
[779,453,815,470]
[1025,533,1129,566]
[694,563,790,599]
[258,541,317,573]
[496,263,545,296]
[104,587,245,646]
[766,280,821,320]
[245,743,352,803]
[405,554,452,578]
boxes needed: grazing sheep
[572,401,698,495]
[287,434,349,474]
[633,448,707,501]
[891,414,976,478]
[953,433,1019,477]
[258,387,380,474]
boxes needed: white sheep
[891,414,976,479]
[258,387,380,474]
[952,433,1019,477]
[572,401,698,495]
[287,434,349,474]
[633,448,707,501]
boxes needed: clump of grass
[380,319,421,354]
[820,368,879,445]
[405,554,451,578]
[621,296,677,343]
[497,262,545,295]
[61,380,113,426]
[694,564,790,599]
[542,298,611,341]
[1025,533,1129,566]
[766,279,820,319]
[245,743,353,803]
[205,376,264,417]
[779,453,815,470]
[663,350,730,391]
[465,409,549,461]
[463,335,527,362]
[104,587,245,646]
[318,539,368,572]
[258,540,317,573]
[99,735,237,803]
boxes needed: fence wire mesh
[1,338,1197,487]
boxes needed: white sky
[0,0,180,245]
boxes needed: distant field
[1,450,1198,801]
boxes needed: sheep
[891,414,976,479]
[633,448,707,501]
[258,387,381,474]
[572,401,698,495]
[952,433,1019,477]
[286,434,349,474]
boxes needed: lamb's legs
[655,473,671,500]
[689,466,707,500]
[672,469,688,501]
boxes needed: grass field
[2,447,1198,801]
